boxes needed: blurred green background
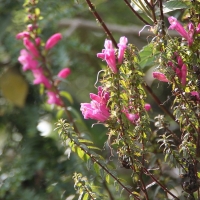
[0,0,173,199]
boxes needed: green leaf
[162,0,189,13]
[35,8,40,16]
[77,147,85,160]
[87,146,101,151]
[79,139,93,144]
[0,67,28,107]
[93,162,100,175]
[83,192,89,200]
[139,44,157,71]
[60,91,73,104]
[105,174,110,184]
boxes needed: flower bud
[45,33,62,50]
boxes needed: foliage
[1,0,200,200]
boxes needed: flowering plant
[1,0,200,200]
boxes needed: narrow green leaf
[79,139,93,144]
[93,162,100,175]
[105,174,110,184]
[83,192,89,200]
[60,91,73,104]
[99,168,104,179]
[77,147,85,160]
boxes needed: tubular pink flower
[117,36,128,64]
[23,38,39,57]
[181,64,187,86]
[47,91,63,106]
[153,72,169,82]
[35,37,41,46]
[187,22,195,46]
[168,17,188,39]
[18,49,38,71]
[196,23,200,34]
[97,39,117,74]
[125,113,140,124]
[80,86,110,122]
[45,33,62,50]
[168,17,195,46]
[57,68,71,79]
[190,91,200,100]
[16,31,30,40]
[144,103,151,111]
[32,68,51,89]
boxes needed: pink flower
[35,37,41,46]
[187,23,195,46]
[168,17,194,46]
[47,91,63,106]
[117,36,128,64]
[153,72,169,82]
[23,38,39,57]
[57,68,71,79]
[18,49,38,71]
[16,31,30,40]
[144,103,151,111]
[97,39,117,74]
[196,23,200,34]
[190,91,200,100]
[168,17,188,39]
[45,33,62,50]
[181,64,187,86]
[80,86,110,122]
[32,68,51,89]
[125,113,140,124]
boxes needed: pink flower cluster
[17,32,70,106]
[80,87,110,122]
[167,54,187,86]
[153,55,187,86]
[97,36,128,74]
[168,16,200,46]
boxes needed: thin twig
[85,0,117,47]
[143,167,179,199]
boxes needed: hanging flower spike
[144,103,151,111]
[23,38,39,58]
[168,17,188,40]
[45,33,62,50]
[47,91,63,106]
[97,39,117,74]
[80,86,110,122]
[117,36,128,64]
[18,49,39,71]
[153,72,169,82]
[57,68,71,79]
[32,68,51,89]
[181,64,187,86]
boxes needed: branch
[59,18,179,37]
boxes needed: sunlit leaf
[60,91,73,104]
[0,67,28,107]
